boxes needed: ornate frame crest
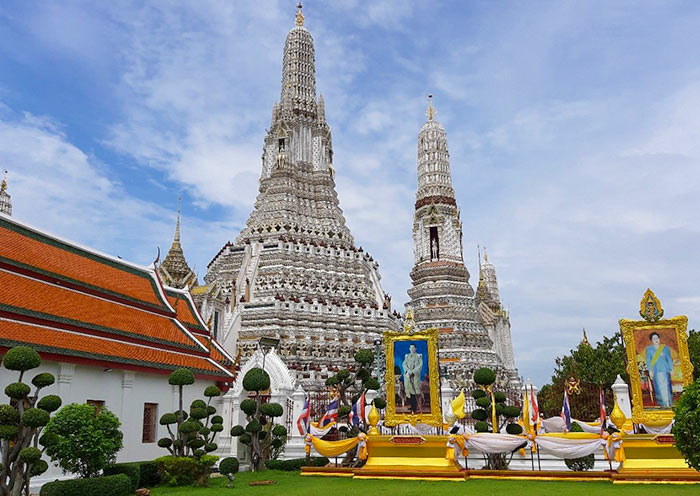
[383,327,442,427]
[620,290,693,424]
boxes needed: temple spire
[158,196,197,289]
[0,170,12,216]
[426,94,436,121]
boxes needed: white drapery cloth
[641,421,673,435]
[463,433,529,454]
[534,433,606,459]
[540,416,606,434]
[309,421,336,437]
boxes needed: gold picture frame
[620,290,694,424]
[383,327,442,426]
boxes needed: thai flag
[319,398,338,427]
[349,393,366,427]
[296,397,310,435]
[599,388,607,435]
[530,385,539,427]
[561,389,572,433]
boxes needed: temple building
[406,98,519,387]
[194,5,399,389]
[0,213,234,488]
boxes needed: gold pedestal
[354,435,465,481]
[613,434,700,484]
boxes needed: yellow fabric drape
[522,390,532,435]
[603,432,625,463]
[309,435,360,458]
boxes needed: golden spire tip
[296,2,304,26]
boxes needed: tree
[538,331,628,419]
[469,367,523,470]
[0,346,61,496]
[42,403,123,478]
[158,371,223,458]
[672,380,700,471]
[230,368,286,472]
[687,329,700,380]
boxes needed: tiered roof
[0,216,233,380]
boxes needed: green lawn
[150,470,696,496]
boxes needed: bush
[354,349,374,365]
[506,423,523,435]
[673,381,700,470]
[154,455,218,486]
[240,398,257,415]
[472,389,486,399]
[40,474,131,496]
[104,463,140,491]
[474,421,490,433]
[43,403,123,477]
[265,457,329,471]
[260,402,284,418]
[242,368,270,392]
[471,408,488,421]
[473,367,496,386]
[2,346,41,371]
[219,457,239,476]
[168,368,195,386]
[138,460,160,487]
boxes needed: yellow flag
[522,389,532,435]
[451,390,466,419]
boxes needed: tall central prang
[196,5,399,389]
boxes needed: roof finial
[483,246,488,262]
[1,170,7,192]
[296,2,304,26]
[477,244,482,268]
[426,94,436,121]
[174,195,182,244]
[582,328,590,347]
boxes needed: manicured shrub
[5,382,31,400]
[219,456,239,475]
[473,367,496,386]
[354,349,374,364]
[37,394,62,413]
[138,460,160,487]
[2,346,41,371]
[168,368,195,386]
[32,372,56,388]
[40,474,132,496]
[471,408,488,421]
[474,421,490,432]
[260,402,283,417]
[472,389,487,399]
[373,397,387,409]
[242,368,270,392]
[240,398,257,415]
[506,423,523,435]
[154,455,218,486]
[265,457,329,471]
[104,463,140,491]
[204,385,221,398]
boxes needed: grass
[149,470,697,496]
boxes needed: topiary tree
[42,403,123,478]
[218,457,239,488]
[563,422,595,471]
[230,368,286,472]
[321,348,385,466]
[0,346,62,496]
[158,371,223,459]
[672,380,700,470]
[469,367,523,470]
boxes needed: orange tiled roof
[194,334,234,367]
[0,270,200,351]
[165,289,207,333]
[0,222,169,312]
[0,318,228,377]
[0,216,233,379]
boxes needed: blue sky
[2,1,700,387]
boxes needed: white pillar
[441,382,455,419]
[611,374,632,418]
[289,385,306,440]
[57,362,75,398]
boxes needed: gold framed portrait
[383,327,442,426]
[619,291,694,424]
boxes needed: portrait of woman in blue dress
[644,332,674,408]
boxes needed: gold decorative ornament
[367,403,380,435]
[565,376,581,395]
[609,395,627,429]
[403,308,416,335]
[620,290,693,424]
[640,288,664,322]
[295,2,304,26]
[383,327,443,427]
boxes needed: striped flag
[349,393,366,427]
[296,396,310,435]
[319,398,339,427]
[530,384,540,429]
[599,387,608,436]
[561,389,572,433]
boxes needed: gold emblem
[640,288,663,322]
